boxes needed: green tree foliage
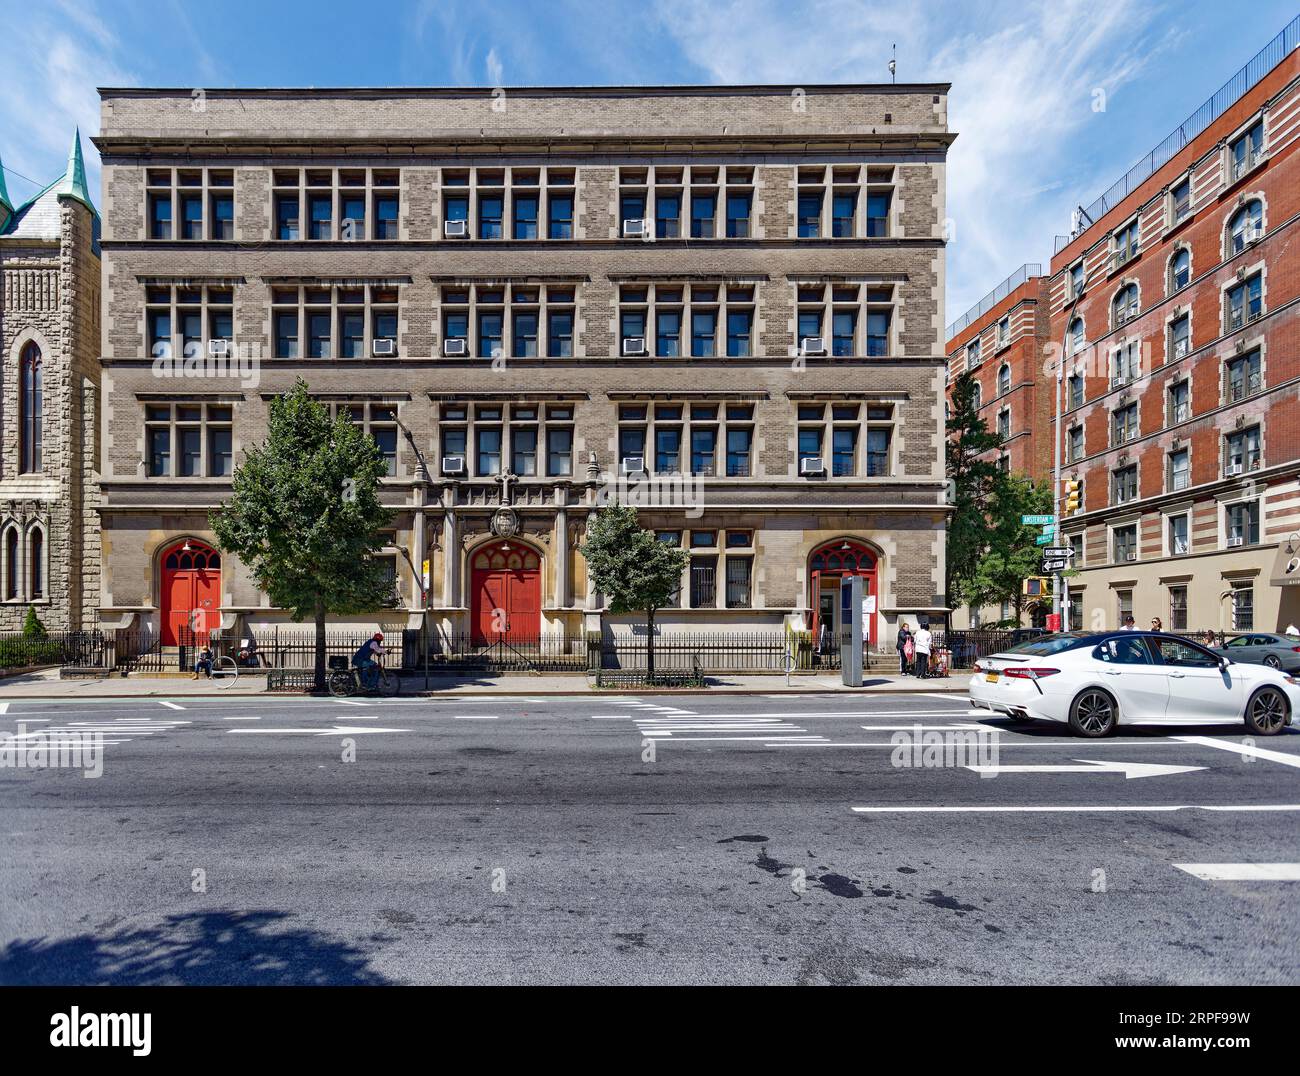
[945,371,1003,609]
[22,606,47,639]
[580,502,689,680]
[211,379,394,690]
[967,473,1055,625]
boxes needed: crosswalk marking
[1174,863,1300,881]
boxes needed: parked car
[968,631,1297,737]
[1212,632,1300,673]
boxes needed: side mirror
[1219,659,1230,671]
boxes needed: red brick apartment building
[948,16,1300,634]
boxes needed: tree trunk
[646,607,656,683]
[314,601,327,692]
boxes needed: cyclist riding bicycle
[352,632,385,691]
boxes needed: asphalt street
[1,690,1297,985]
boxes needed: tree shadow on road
[0,909,392,985]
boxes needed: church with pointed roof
[0,131,101,630]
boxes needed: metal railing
[1055,15,1300,254]
[0,629,106,669]
[946,262,1042,340]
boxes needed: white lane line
[851,804,1300,813]
[772,740,1201,749]
[0,702,8,714]
[923,693,971,703]
[453,715,499,720]
[1175,735,1300,769]
[158,701,185,711]
[223,716,260,721]
[647,735,828,742]
[332,699,368,707]
[1174,863,1300,881]
[861,724,989,732]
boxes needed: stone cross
[495,469,518,505]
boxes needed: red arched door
[809,540,879,648]
[470,543,541,643]
[160,540,222,645]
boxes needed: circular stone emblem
[490,507,520,539]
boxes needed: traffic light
[1063,477,1082,516]
[1022,576,1048,598]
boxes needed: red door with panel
[470,545,542,643]
[160,541,222,646]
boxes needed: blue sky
[1,0,1296,324]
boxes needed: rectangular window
[548,194,573,239]
[726,427,752,477]
[691,310,716,357]
[1113,525,1138,563]
[866,191,890,237]
[374,194,399,240]
[689,555,717,608]
[147,427,171,477]
[1068,373,1084,410]
[832,191,856,237]
[1067,426,1084,464]
[210,192,234,240]
[1112,464,1138,505]
[1226,350,1262,402]
[149,193,173,240]
[1167,379,1189,424]
[478,194,503,240]
[308,312,331,358]
[797,192,821,238]
[725,192,751,238]
[476,427,502,476]
[546,427,573,477]
[1230,121,1264,181]
[831,427,857,476]
[831,310,857,357]
[655,426,681,473]
[1168,448,1190,492]
[339,311,364,359]
[724,556,752,608]
[726,310,752,357]
[1227,274,1263,330]
[1171,179,1191,223]
[1226,501,1260,546]
[1169,513,1189,556]
[866,310,890,357]
[1230,581,1254,630]
[1169,315,1189,361]
[655,310,680,357]
[1117,588,1134,625]
[690,426,716,475]
[1225,426,1261,474]
[655,193,680,239]
[1169,585,1188,631]
[512,311,539,358]
[690,193,715,239]
[511,427,538,476]
[477,311,503,358]
[276,195,300,240]
[180,193,203,240]
[866,428,890,476]
[308,195,332,240]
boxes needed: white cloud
[652,0,1167,334]
[0,0,136,206]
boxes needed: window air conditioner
[1227,536,1244,547]
[443,338,467,356]
[621,337,647,356]
[1125,552,1137,561]
[372,338,395,357]
[622,218,648,238]
[441,455,466,475]
[800,456,826,476]
[208,338,229,357]
[621,456,645,474]
[1226,462,1244,476]
[799,336,826,356]
[444,219,468,238]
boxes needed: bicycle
[194,653,238,688]
[326,656,399,698]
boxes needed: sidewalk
[0,667,968,699]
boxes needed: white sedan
[968,631,1298,737]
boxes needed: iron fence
[0,629,107,669]
[422,633,590,673]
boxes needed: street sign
[1040,558,1068,574]
[1043,546,1074,557]
[1022,514,1056,525]
[1035,534,1053,546]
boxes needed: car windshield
[1000,633,1096,657]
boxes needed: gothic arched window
[20,343,43,473]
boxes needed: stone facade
[0,143,101,632]
[94,84,953,649]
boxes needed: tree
[967,473,1054,625]
[22,606,47,639]
[211,379,394,691]
[945,372,1003,613]
[580,502,689,681]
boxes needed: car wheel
[1244,686,1289,736]
[1263,654,1281,669]
[1068,689,1117,738]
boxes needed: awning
[1271,544,1300,586]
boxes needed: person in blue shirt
[352,632,385,690]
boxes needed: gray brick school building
[91,84,953,650]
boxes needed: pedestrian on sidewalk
[1120,616,1137,631]
[913,620,933,680]
[896,622,913,675]
[192,646,213,680]
[1150,617,1162,632]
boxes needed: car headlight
[1285,675,1298,686]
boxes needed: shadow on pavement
[0,909,392,985]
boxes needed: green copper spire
[55,128,95,213]
[0,147,13,231]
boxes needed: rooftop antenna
[888,44,896,84]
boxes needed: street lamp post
[1052,261,1104,629]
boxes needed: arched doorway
[160,539,222,645]
[809,539,880,648]
[469,541,541,643]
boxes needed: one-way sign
[1040,557,1069,573]
[1043,546,1074,558]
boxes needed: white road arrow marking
[1175,735,1300,769]
[159,701,185,710]
[965,759,1206,779]
[229,724,409,736]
